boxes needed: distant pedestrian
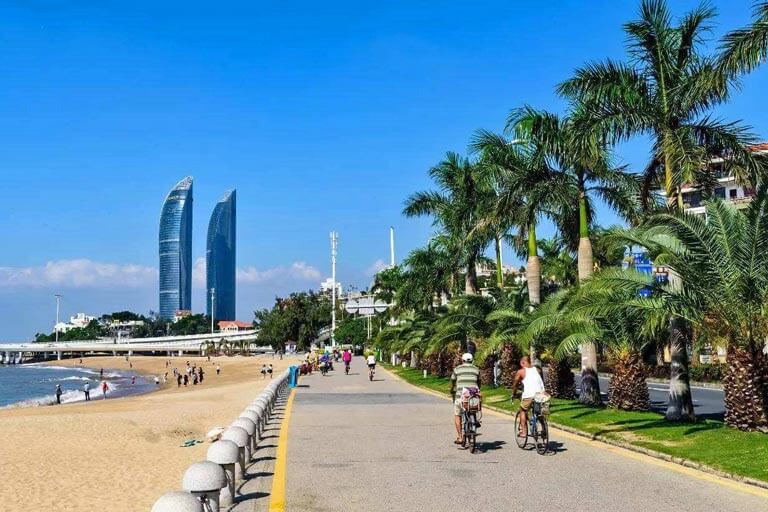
[163,372,168,383]
[79,358,83,364]
[165,360,168,368]
[279,350,283,360]
[261,365,267,379]
[207,355,211,362]
[55,384,62,405]
[99,368,104,378]
[83,382,91,401]
[216,364,221,376]
[101,381,109,399]
[493,359,501,388]
[198,367,204,383]
[129,361,133,369]
[177,374,182,387]
[268,364,273,378]
[183,374,188,386]
[131,375,136,385]
[192,373,198,385]
[154,376,160,386]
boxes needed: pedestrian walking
[101,380,109,399]
[183,374,188,386]
[261,364,267,379]
[83,382,91,401]
[55,384,62,405]
[99,368,104,378]
[216,364,221,376]
[154,376,160,386]
[177,374,182,387]
[198,367,204,383]
[268,364,273,379]
[131,375,136,385]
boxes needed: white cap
[461,353,473,363]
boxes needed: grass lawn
[385,364,768,484]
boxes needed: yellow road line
[268,388,296,512]
[380,365,768,500]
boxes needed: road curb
[574,370,724,390]
[383,365,768,494]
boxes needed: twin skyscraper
[158,176,236,322]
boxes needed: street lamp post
[210,288,216,333]
[54,294,62,343]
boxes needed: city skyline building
[206,189,236,321]
[158,176,193,320]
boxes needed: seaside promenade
[262,357,767,512]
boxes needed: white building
[320,277,342,296]
[681,143,768,215]
[54,312,97,333]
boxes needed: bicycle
[514,395,550,455]
[344,362,350,375]
[460,394,482,453]
[368,365,375,381]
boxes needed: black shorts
[368,363,376,369]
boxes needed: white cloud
[0,259,157,289]
[365,258,389,276]
[237,261,322,284]
[192,257,207,288]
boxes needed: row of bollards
[151,369,291,512]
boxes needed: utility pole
[210,287,216,333]
[330,231,338,347]
[390,226,395,267]
[54,294,62,343]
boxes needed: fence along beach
[0,354,294,512]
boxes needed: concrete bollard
[182,461,227,512]
[150,491,203,512]
[206,440,239,506]
[232,417,258,455]
[221,426,249,480]
[245,403,266,434]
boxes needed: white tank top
[521,367,545,399]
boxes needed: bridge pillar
[112,350,116,356]
[128,350,133,357]
[57,351,62,361]
[16,352,22,364]
[178,350,184,356]
[3,351,9,364]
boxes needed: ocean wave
[41,376,94,383]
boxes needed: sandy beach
[0,354,297,512]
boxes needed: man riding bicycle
[511,356,545,437]
[449,353,480,446]
[343,349,352,372]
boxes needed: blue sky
[1,1,767,340]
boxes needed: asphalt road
[574,374,725,419]
[283,358,764,512]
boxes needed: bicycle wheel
[535,416,550,455]
[513,410,528,449]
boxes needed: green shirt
[451,363,480,398]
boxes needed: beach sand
[0,354,297,512]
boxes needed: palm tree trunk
[465,252,478,295]
[527,222,541,364]
[665,316,696,422]
[723,342,768,431]
[665,271,696,422]
[495,235,504,288]
[608,351,650,411]
[577,189,601,406]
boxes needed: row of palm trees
[200,339,253,357]
[372,0,768,432]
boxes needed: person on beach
[216,364,221,376]
[261,365,267,379]
[183,374,188,386]
[83,382,91,401]
[163,372,168,383]
[154,376,160,386]
[101,381,109,399]
[177,374,182,387]
[198,367,204,383]
[192,373,198,385]
[131,375,136,385]
[55,384,62,404]
[100,368,104,378]
[268,364,273,378]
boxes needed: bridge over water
[0,330,269,364]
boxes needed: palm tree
[558,0,764,420]
[720,3,768,76]
[397,237,458,312]
[403,153,494,295]
[559,0,763,211]
[587,193,768,430]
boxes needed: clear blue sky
[1,1,766,340]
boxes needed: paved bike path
[284,358,766,511]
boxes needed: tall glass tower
[206,189,236,321]
[159,177,193,319]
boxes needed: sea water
[0,363,155,408]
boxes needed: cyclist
[449,353,480,446]
[342,349,352,373]
[366,353,377,378]
[511,356,545,438]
